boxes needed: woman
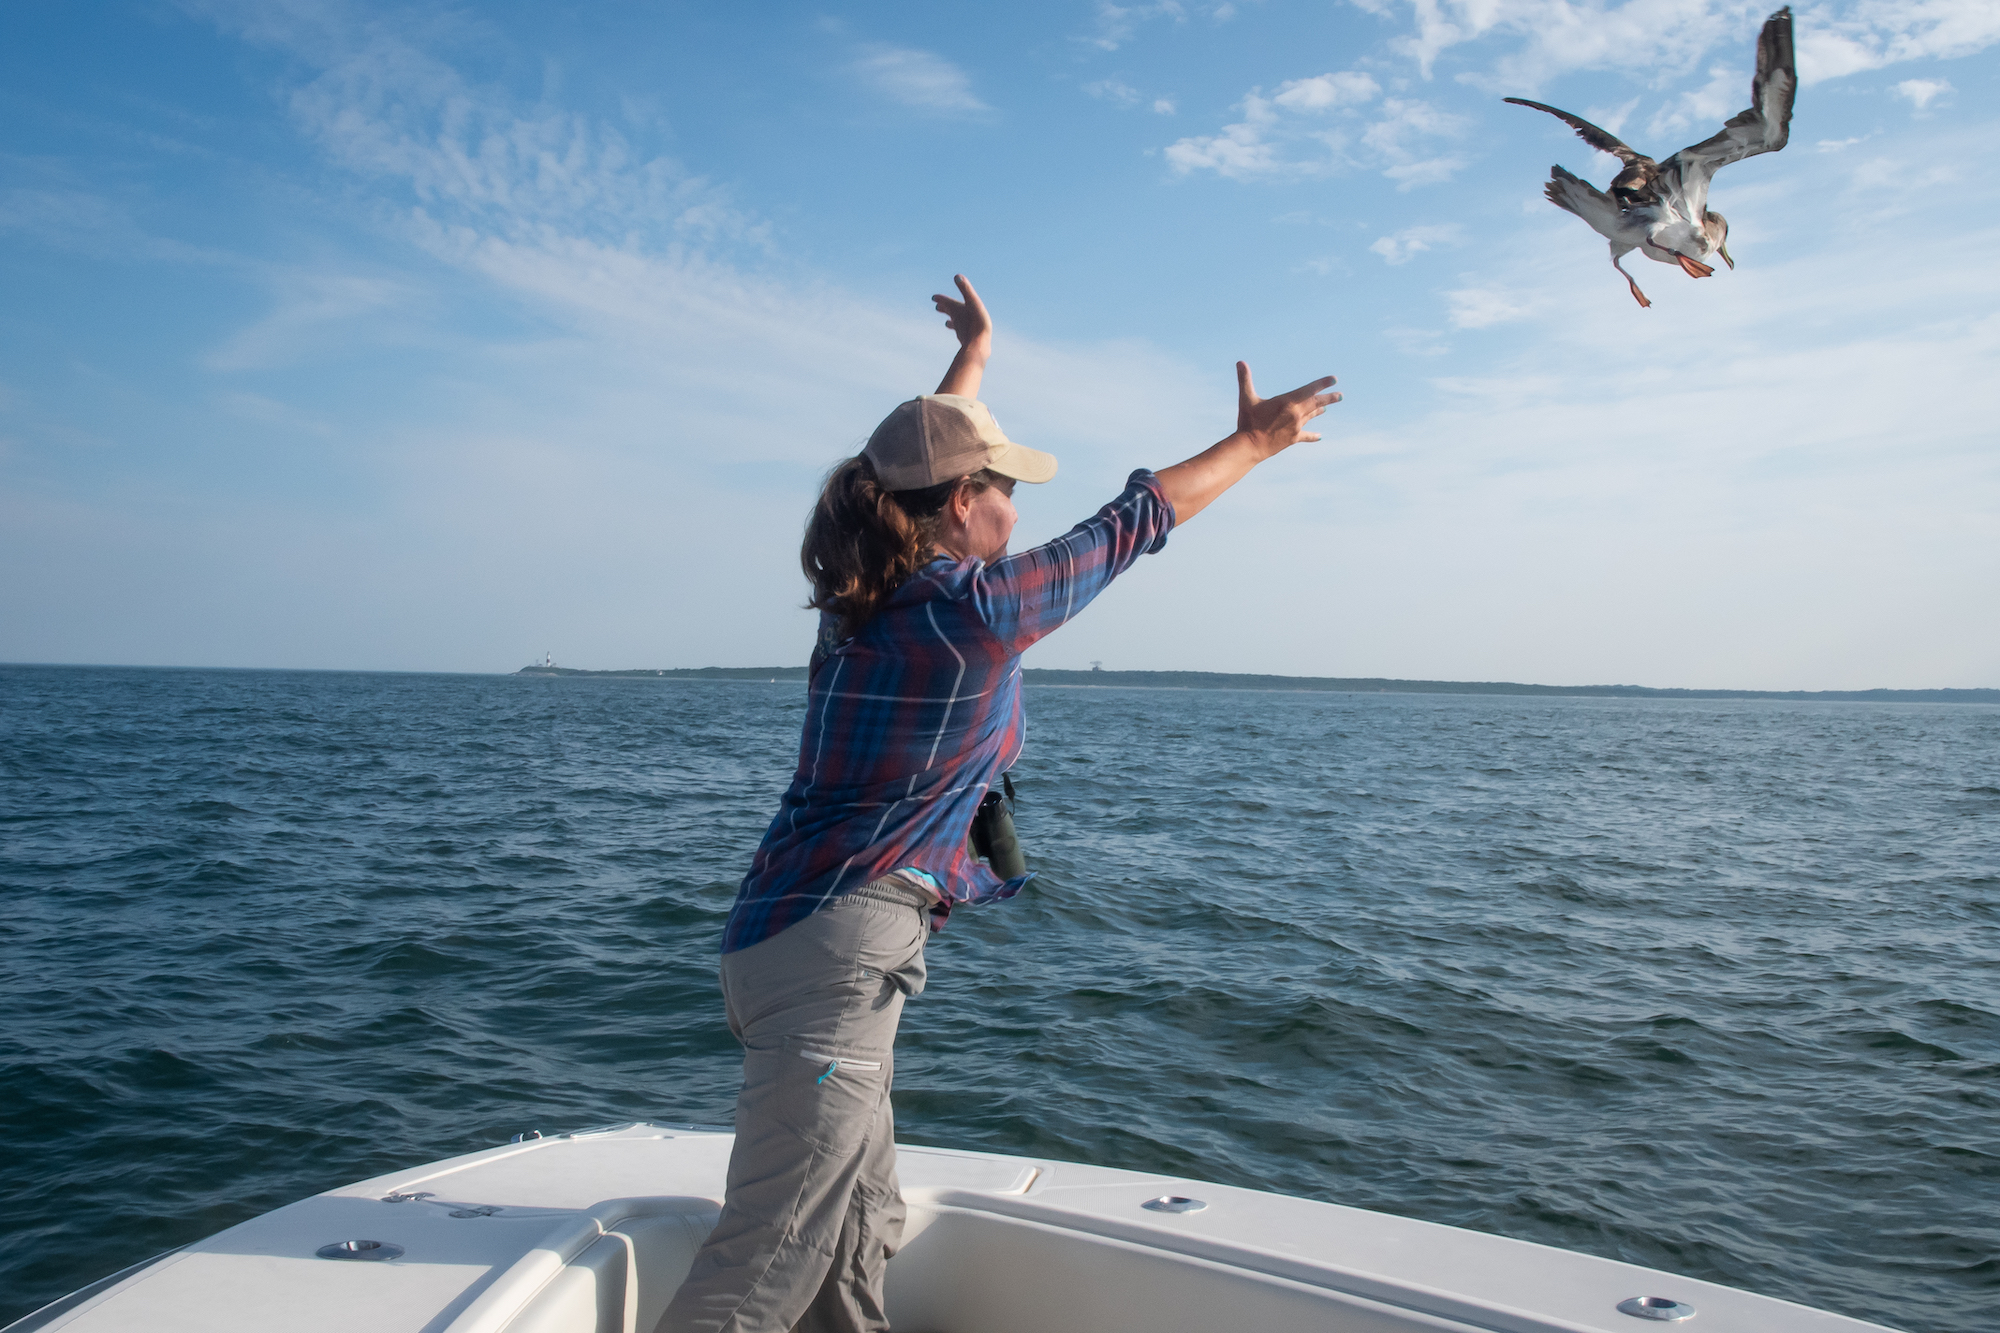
[661,277,1339,1333]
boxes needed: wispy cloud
[1159,1,1998,197]
[1893,76,1954,110]
[1348,0,2000,89]
[182,5,1214,527]
[217,391,337,437]
[1371,223,1463,264]
[1084,78,1177,113]
[1445,285,1547,329]
[205,271,411,371]
[851,46,989,114]
[1164,72,1466,187]
[0,183,225,264]
[1085,78,1144,106]
[1380,0,1739,86]
[215,3,762,252]
[1088,1,1183,52]
[1385,324,1450,356]
[1272,71,1382,110]
[1085,1,1234,51]
[1647,63,1748,140]
[1163,99,1290,177]
[1848,153,1958,194]
[1363,98,1471,189]
[1802,2,2000,81]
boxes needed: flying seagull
[1506,7,1795,307]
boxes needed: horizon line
[510,664,1999,703]
[5,661,1995,702]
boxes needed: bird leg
[1612,252,1652,308]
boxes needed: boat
[6,1121,1895,1333]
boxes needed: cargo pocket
[798,1047,885,1082]
[746,1039,893,1155]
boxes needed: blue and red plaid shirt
[722,469,1176,953]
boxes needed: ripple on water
[0,667,1996,1331]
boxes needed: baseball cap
[863,394,1058,491]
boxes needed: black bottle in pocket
[968,773,1027,880]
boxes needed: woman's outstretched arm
[932,275,992,398]
[1155,362,1341,524]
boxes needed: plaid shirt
[722,470,1175,953]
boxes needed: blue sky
[3,0,1994,688]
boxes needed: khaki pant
[660,879,931,1333]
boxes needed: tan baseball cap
[863,394,1058,491]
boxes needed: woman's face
[943,474,1018,564]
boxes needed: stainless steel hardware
[1618,1296,1696,1322]
[316,1240,403,1261]
[1141,1196,1207,1214]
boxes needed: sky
[2,0,1995,689]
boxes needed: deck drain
[1618,1296,1696,1322]
[316,1239,403,1261]
[1141,1196,1207,1214]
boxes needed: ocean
[1,664,1994,1330]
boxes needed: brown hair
[802,456,995,641]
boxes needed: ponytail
[802,456,993,640]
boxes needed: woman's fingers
[1239,366,1339,416]
[950,276,989,326]
[935,276,990,348]
[933,290,971,333]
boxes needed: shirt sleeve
[969,469,1176,654]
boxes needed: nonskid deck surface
[11,1123,1896,1333]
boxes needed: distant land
[514,665,1999,705]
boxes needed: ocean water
[1,664,1995,1331]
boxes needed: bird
[1506,7,1795,308]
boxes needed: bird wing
[1504,97,1652,170]
[1542,164,1627,240]
[1661,7,1796,215]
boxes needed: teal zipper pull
[816,1060,839,1085]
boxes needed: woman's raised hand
[932,275,993,355]
[932,274,993,398]
[1236,361,1340,457]
[1153,362,1343,524]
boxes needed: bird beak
[1717,242,1735,270]
[1674,252,1715,279]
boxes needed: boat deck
[9,1122,1895,1333]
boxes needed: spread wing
[1504,97,1652,170]
[1661,7,1796,215]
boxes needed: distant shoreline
[513,665,2000,705]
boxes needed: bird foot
[1674,253,1716,279]
[1627,278,1652,308]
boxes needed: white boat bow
[7,1122,1896,1333]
